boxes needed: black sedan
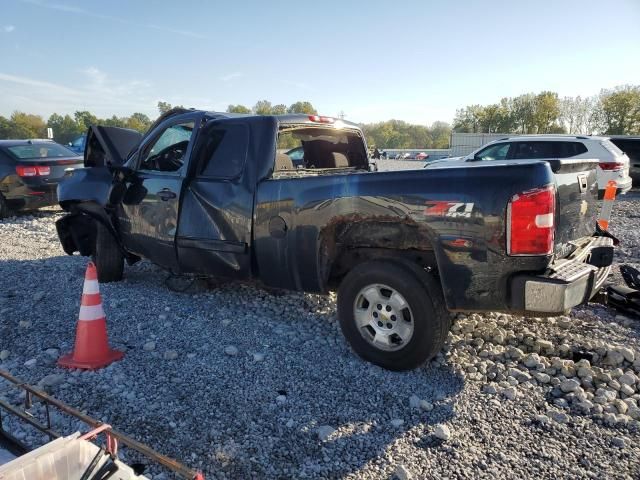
[0,140,84,217]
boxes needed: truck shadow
[0,255,464,479]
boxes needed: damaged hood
[84,125,143,167]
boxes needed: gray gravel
[0,189,639,479]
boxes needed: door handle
[157,189,177,201]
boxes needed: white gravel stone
[533,372,551,384]
[536,339,554,351]
[163,350,178,360]
[24,358,37,368]
[605,350,625,366]
[224,346,238,356]
[38,373,65,388]
[143,341,156,351]
[419,400,434,411]
[560,379,581,393]
[548,410,570,424]
[390,419,404,428]
[433,424,451,441]
[617,347,635,363]
[275,395,287,404]
[501,387,517,400]
[394,464,413,480]
[618,373,636,386]
[0,350,9,361]
[409,395,421,409]
[611,437,626,448]
[252,352,265,362]
[317,425,335,441]
[523,354,540,368]
[535,414,550,424]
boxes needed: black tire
[92,221,124,283]
[0,193,12,219]
[337,260,449,371]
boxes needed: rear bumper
[6,189,58,210]
[509,236,613,314]
[599,176,632,195]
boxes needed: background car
[415,152,429,160]
[0,140,84,217]
[67,134,86,154]
[609,136,640,183]
[285,146,305,168]
[425,135,632,197]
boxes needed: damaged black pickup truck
[56,108,614,370]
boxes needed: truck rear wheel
[92,221,124,283]
[337,260,449,371]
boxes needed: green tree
[74,111,98,130]
[272,104,287,115]
[511,94,536,133]
[103,115,128,128]
[8,111,46,138]
[0,116,11,139]
[253,100,273,115]
[48,113,83,144]
[125,113,152,133]
[598,85,640,135]
[226,104,251,114]
[157,101,173,115]
[287,101,317,115]
[428,121,452,148]
[532,91,561,133]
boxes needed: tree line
[1,84,638,148]
[453,85,640,135]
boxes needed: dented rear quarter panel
[254,161,557,311]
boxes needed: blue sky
[0,0,639,124]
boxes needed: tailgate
[547,158,599,258]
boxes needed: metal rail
[0,369,203,479]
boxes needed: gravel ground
[0,188,639,479]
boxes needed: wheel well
[327,247,438,290]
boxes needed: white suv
[429,135,632,197]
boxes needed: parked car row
[425,135,635,197]
[0,139,83,217]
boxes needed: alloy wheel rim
[353,283,414,352]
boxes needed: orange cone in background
[597,180,617,230]
[58,262,124,370]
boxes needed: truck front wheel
[92,221,124,283]
[337,260,449,371]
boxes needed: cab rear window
[7,143,77,159]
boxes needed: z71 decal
[424,201,474,218]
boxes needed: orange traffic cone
[58,262,124,370]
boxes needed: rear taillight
[308,115,334,123]
[507,185,556,256]
[16,165,50,177]
[599,162,624,171]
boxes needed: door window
[556,141,587,158]
[139,122,194,173]
[474,142,510,161]
[197,124,249,178]
[511,142,555,159]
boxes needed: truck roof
[159,108,361,129]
